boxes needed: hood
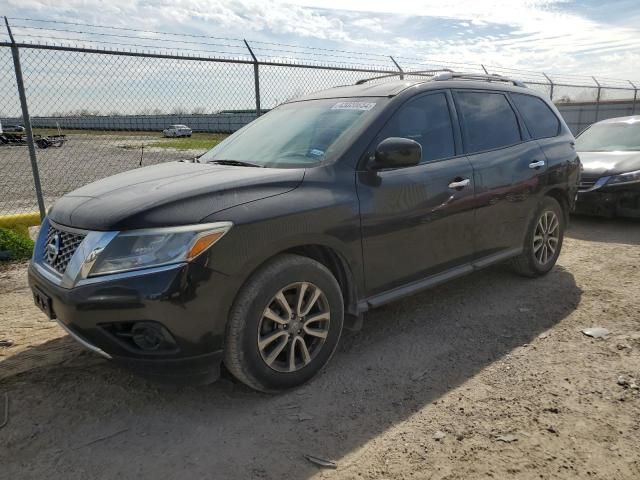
[48,162,304,231]
[578,151,640,178]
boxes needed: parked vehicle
[0,132,66,148]
[162,124,192,137]
[2,124,26,133]
[29,72,580,391]
[574,116,640,218]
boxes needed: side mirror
[370,137,422,170]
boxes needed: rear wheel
[511,196,565,277]
[224,254,344,392]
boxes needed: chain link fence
[1,17,639,218]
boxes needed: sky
[2,0,640,82]
[1,0,640,116]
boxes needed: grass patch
[0,227,34,262]
[31,128,164,137]
[151,133,229,151]
[31,129,229,151]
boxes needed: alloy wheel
[533,210,560,265]
[257,282,331,373]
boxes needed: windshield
[199,98,382,168]
[576,121,640,152]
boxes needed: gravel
[0,216,639,479]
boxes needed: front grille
[579,179,597,190]
[578,176,602,192]
[42,225,86,274]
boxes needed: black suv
[29,72,580,391]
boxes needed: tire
[224,254,344,392]
[511,196,565,277]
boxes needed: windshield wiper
[207,159,264,168]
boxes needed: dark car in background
[574,116,640,218]
[2,124,26,133]
[28,72,580,392]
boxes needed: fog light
[131,322,170,351]
[101,321,179,353]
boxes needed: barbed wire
[3,16,640,88]
[3,33,251,59]
[9,24,250,51]
[9,25,395,65]
[6,17,395,60]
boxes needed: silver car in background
[2,124,26,133]
[574,116,640,218]
[162,124,192,137]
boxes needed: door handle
[448,178,470,189]
[529,160,545,169]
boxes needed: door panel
[452,89,547,256]
[510,92,580,208]
[468,141,547,256]
[357,91,476,296]
[357,157,475,296]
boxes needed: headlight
[606,169,640,186]
[88,222,232,277]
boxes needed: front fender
[203,177,364,305]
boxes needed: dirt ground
[0,216,639,479]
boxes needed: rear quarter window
[511,93,560,139]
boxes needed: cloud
[2,0,640,81]
[283,0,640,78]
[350,18,389,34]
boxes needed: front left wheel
[224,254,344,392]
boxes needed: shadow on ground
[0,265,581,479]
[568,215,640,245]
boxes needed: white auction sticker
[331,101,376,111]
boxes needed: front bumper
[28,259,235,385]
[575,185,640,218]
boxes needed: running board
[359,247,522,311]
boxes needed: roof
[289,75,533,103]
[292,80,423,102]
[594,115,640,125]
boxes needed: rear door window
[376,92,456,163]
[454,91,522,153]
[511,93,560,139]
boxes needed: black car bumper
[28,260,236,385]
[575,186,640,218]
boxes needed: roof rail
[432,72,527,88]
[355,69,454,85]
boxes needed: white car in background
[162,124,192,137]
[2,124,26,133]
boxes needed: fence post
[244,40,261,117]
[542,72,554,101]
[389,56,404,80]
[4,17,46,219]
[629,80,638,115]
[592,76,601,122]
